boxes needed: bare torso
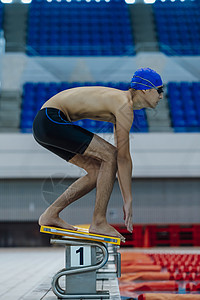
[41,86,132,124]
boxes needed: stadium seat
[0,4,3,30]
[27,0,135,57]
[168,82,200,132]
[153,1,200,55]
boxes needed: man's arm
[114,102,133,232]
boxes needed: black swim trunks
[32,108,94,161]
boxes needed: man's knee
[86,160,101,179]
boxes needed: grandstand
[0,5,3,28]
[154,0,200,55]
[168,82,200,132]
[0,0,199,133]
[0,1,200,298]
[27,1,135,56]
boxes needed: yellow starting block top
[40,225,121,245]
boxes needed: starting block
[40,225,121,299]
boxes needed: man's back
[41,86,132,123]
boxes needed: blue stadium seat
[0,4,3,30]
[27,1,135,56]
[154,1,200,55]
[167,82,200,132]
[131,109,148,133]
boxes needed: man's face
[145,86,164,108]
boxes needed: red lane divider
[186,282,200,292]
[120,272,200,281]
[169,272,198,281]
[120,272,170,281]
[138,294,200,300]
[119,251,200,298]
[121,263,161,273]
[120,252,154,264]
[150,253,200,274]
[119,281,178,292]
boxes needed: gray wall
[1,133,200,178]
[0,178,199,224]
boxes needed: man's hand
[123,201,133,233]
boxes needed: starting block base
[57,291,109,299]
[40,225,121,299]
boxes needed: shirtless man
[33,67,163,242]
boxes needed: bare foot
[89,223,125,243]
[39,212,77,231]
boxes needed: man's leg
[39,134,124,240]
[39,154,101,230]
[82,134,123,239]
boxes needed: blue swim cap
[130,68,163,90]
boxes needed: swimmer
[32,67,163,242]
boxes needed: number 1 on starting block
[70,246,91,267]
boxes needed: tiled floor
[0,247,121,300]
